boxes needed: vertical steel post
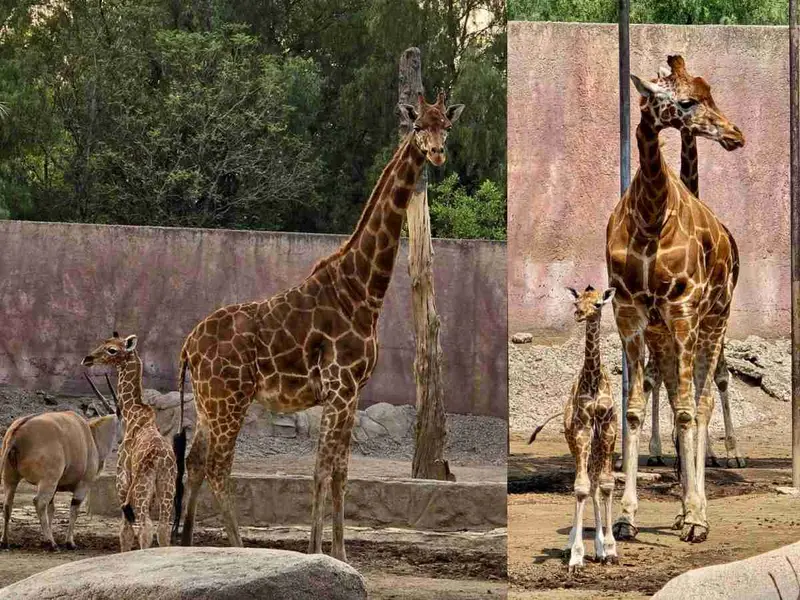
[790,0,800,488]
[618,0,631,471]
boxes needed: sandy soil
[0,488,507,598]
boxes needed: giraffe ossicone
[175,94,465,562]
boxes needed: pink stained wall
[508,22,789,339]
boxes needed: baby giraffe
[82,333,182,552]
[564,285,618,572]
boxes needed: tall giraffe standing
[642,57,745,470]
[563,285,618,572]
[606,55,744,543]
[175,93,464,561]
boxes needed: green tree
[509,0,788,24]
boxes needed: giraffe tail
[528,412,564,444]
[171,353,189,541]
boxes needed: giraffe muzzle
[81,356,94,366]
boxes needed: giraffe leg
[133,472,157,550]
[181,422,208,546]
[613,331,646,540]
[204,410,245,548]
[568,491,588,573]
[0,475,19,549]
[156,464,176,547]
[669,317,704,543]
[566,420,591,570]
[591,483,605,562]
[329,398,356,562]
[33,481,59,551]
[688,330,725,543]
[715,354,746,468]
[646,366,666,467]
[598,416,618,564]
[310,395,356,557]
[65,483,89,550]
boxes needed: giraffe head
[81,332,138,368]
[398,92,464,166]
[567,285,615,322]
[631,55,744,151]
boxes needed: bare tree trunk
[398,47,453,482]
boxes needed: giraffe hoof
[568,562,584,574]
[612,520,638,540]
[680,522,709,543]
[64,542,77,551]
[603,555,619,565]
[0,541,9,550]
[706,456,721,468]
[647,456,666,467]
[727,457,747,469]
[43,542,59,553]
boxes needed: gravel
[509,331,787,442]
[0,384,505,466]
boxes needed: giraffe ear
[631,74,664,98]
[566,287,579,299]
[398,103,418,125]
[658,65,671,78]
[446,104,465,124]
[602,288,616,304]
[124,334,137,351]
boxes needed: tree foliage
[509,0,788,24]
[0,0,505,239]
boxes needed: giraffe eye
[594,303,603,308]
[679,99,698,109]
[413,124,422,132]
[106,348,118,355]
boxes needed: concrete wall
[87,474,507,531]
[0,221,507,417]
[509,23,789,339]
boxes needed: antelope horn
[83,371,115,416]
[104,373,122,418]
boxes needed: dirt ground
[0,487,507,598]
[509,333,796,598]
[509,426,797,598]
[0,383,507,597]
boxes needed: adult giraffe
[175,93,464,562]
[643,58,745,470]
[606,55,744,543]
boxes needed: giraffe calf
[563,285,618,572]
[83,333,184,552]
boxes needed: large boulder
[0,547,367,600]
[653,540,800,599]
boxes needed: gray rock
[305,405,323,439]
[0,547,367,600]
[653,540,800,599]
[725,356,763,381]
[511,332,533,344]
[272,414,298,438]
[364,403,415,442]
[142,388,161,406]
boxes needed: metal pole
[618,0,631,471]
[790,0,800,488]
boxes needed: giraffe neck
[632,115,671,232]
[116,353,154,434]
[333,135,426,307]
[583,316,602,375]
[680,130,699,197]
